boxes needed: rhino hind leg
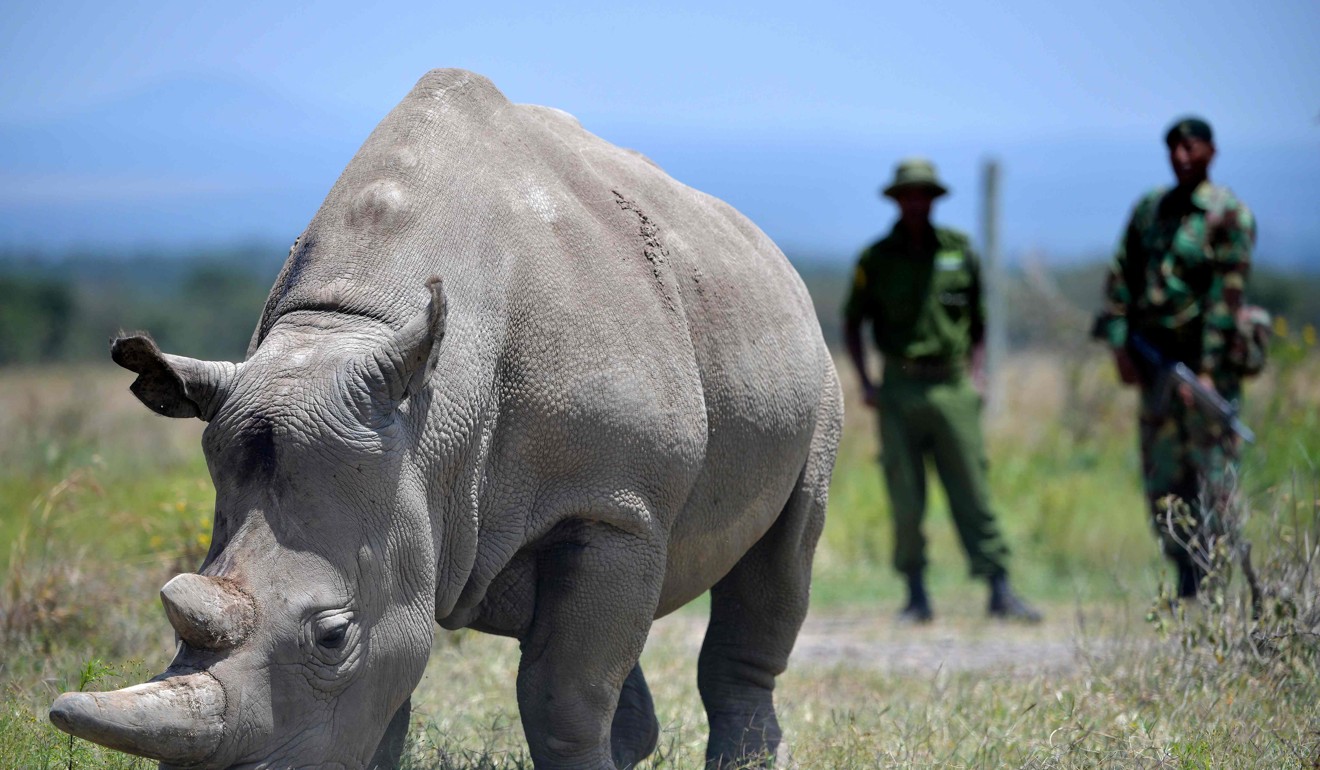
[368,697,411,770]
[698,436,834,768]
[610,662,660,768]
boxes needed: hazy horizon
[2,1,1316,266]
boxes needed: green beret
[1165,116,1213,146]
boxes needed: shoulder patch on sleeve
[1231,197,1255,236]
[936,251,965,271]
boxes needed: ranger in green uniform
[843,158,1040,623]
[1094,117,1259,598]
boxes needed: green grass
[2,346,1318,768]
[822,353,1162,608]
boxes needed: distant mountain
[0,74,367,174]
[0,75,1315,269]
[620,127,1320,270]
[0,75,376,248]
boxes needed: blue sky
[1,0,1317,264]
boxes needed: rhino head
[50,279,449,769]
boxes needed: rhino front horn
[160,573,256,651]
[49,671,225,764]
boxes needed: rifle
[1128,333,1256,444]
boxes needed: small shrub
[1,470,107,650]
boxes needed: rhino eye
[307,610,357,658]
[318,623,348,650]
[303,609,362,685]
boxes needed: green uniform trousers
[878,370,1010,578]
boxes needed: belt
[888,357,962,381]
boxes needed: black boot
[1175,556,1203,599]
[898,572,933,623]
[987,573,1042,623]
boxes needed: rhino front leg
[517,524,664,770]
[611,663,659,768]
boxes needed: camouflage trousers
[1138,385,1242,567]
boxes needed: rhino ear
[361,276,447,417]
[111,336,237,421]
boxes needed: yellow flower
[1273,315,1289,338]
[1303,324,1317,347]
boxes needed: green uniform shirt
[844,223,985,361]
[1101,181,1255,376]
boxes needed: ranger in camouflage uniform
[844,158,1040,623]
[1095,117,1257,598]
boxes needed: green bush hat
[1165,116,1213,147]
[881,157,949,199]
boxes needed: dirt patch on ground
[649,605,1139,678]
[792,616,1088,675]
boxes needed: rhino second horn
[49,671,225,764]
[160,573,256,651]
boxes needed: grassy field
[1,342,1318,768]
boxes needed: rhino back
[251,69,831,616]
[513,103,829,608]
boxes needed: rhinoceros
[50,69,841,769]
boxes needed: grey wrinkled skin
[50,69,842,770]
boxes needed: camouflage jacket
[1100,181,1255,377]
[844,223,985,362]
